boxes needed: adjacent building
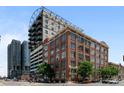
[8,40,21,79]
[21,41,30,75]
[43,27,109,81]
[8,40,30,79]
[29,7,83,73]
[108,62,124,80]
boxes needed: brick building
[43,27,109,82]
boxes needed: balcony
[28,33,34,36]
[29,37,36,41]
[32,22,36,27]
[28,29,32,32]
[36,26,42,31]
[36,37,42,41]
[36,15,42,20]
[29,46,32,49]
[37,31,42,35]
[36,20,42,26]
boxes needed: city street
[1,80,124,86]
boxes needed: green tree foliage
[77,61,93,81]
[37,63,55,81]
[99,65,119,80]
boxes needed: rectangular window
[71,68,76,73]
[85,47,90,54]
[62,43,66,50]
[56,54,60,61]
[61,60,66,69]
[70,43,75,49]
[91,42,95,48]
[85,40,91,46]
[56,39,60,52]
[90,50,95,55]
[44,52,48,57]
[58,25,60,29]
[50,41,54,47]
[62,51,66,59]
[96,44,100,50]
[45,25,48,29]
[45,14,48,18]
[51,22,54,25]
[51,27,54,31]
[85,55,90,61]
[45,20,48,24]
[70,51,76,59]
[71,61,76,67]
[45,30,48,34]
[78,45,83,51]
[70,33,76,41]
[78,53,83,60]
[78,36,84,43]
[61,34,66,42]
[50,50,54,55]
[96,58,100,64]
[44,45,48,51]
[56,47,59,52]
[101,47,104,52]
[50,57,54,63]
[51,32,54,35]
[90,56,95,62]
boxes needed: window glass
[78,53,83,60]
[62,51,66,59]
[91,42,95,48]
[56,54,60,61]
[61,34,66,42]
[70,43,75,49]
[71,61,76,67]
[70,51,75,59]
[50,50,54,55]
[85,47,90,54]
[78,36,84,43]
[45,20,48,24]
[45,30,48,34]
[78,45,83,51]
[62,43,66,50]
[70,33,76,40]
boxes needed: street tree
[99,65,119,80]
[77,61,93,82]
[37,63,55,81]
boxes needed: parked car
[102,80,108,83]
[109,80,119,84]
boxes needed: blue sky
[0,6,124,76]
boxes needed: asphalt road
[1,80,124,86]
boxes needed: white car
[109,80,119,84]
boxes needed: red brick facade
[44,27,109,82]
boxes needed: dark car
[102,80,110,83]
